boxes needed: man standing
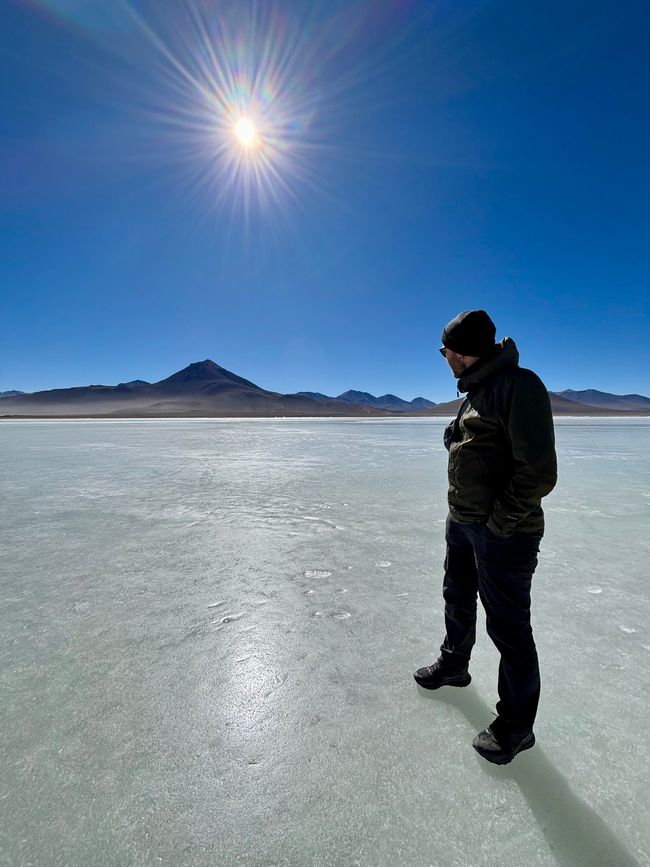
[414,309,557,764]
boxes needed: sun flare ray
[120,0,325,217]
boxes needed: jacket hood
[457,337,519,393]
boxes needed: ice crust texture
[1,417,648,866]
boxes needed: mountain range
[555,389,650,412]
[0,359,648,417]
[294,390,436,411]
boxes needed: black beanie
[440,309,496,356]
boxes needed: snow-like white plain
[1,417,648,867]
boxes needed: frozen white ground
[1,417,649,867]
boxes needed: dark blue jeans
[440,514,543,729]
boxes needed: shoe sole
[472,731,535,764]
[413,673,471,690]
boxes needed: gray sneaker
[413,657,471,689]
[472,717,535,764]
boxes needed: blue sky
[1,0,648,402]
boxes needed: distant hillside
[337,390,436,411]
[293,391,331,402]
[0,390,25,398]
[546,393,633,415]
[115,380,150,389]
[294,389,436,411]
[419,392,650,417]
[556,389,650,412]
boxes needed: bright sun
[234,117,258,148]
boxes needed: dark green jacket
[445,337,557,537]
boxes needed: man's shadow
[416,684,639,867]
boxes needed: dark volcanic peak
[156,359,266,393]
[411,397,437,408]
[158,359,227,383]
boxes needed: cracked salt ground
[1,417,649,866]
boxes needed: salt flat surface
[1,417,649,866]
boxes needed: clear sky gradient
[1,0,648,402]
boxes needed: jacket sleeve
[487,372,558,537]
